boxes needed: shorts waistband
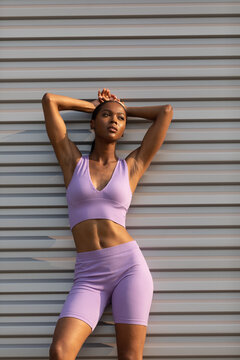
[75,240,139,261]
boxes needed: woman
[42,88,173,360]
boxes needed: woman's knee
[49,317,92,360]
[49,342,69,360]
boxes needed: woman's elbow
[164,104,173,113]
[42,92,52,103]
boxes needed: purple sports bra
[66,154,132,230]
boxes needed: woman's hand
[90,88,115,108]
[100,88,126,110]
[90,88,126,110]
[98,88,119,103]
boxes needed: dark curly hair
[90,100,127,154]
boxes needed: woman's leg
[114,323,147,360]
[49,286,110,359]
[49,317,92,360]
[111,254,154,359]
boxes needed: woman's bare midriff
[71,218,135,253]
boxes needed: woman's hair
[89,100,127,154]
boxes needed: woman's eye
[102,113,124,120]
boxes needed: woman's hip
[72,240,150,287]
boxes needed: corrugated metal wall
[1,0,240,358]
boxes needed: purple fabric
[66,154,132,230]
[58,240,154,331]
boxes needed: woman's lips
[108,127,117,132]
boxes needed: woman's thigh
[58,287,110,332]
[111,259,154,326]
[49,317,92,359]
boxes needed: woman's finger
[98,91,102,100]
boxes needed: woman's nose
[110,116,118,123]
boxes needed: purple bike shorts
[58,240,154,332]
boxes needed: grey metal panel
[1,149,240,165]
[2,252,240,271]
[1,85,240,103]
[1,44,240,61]
[1,172,240,189]
[1,342,239,358]
[1,127,240,143]
[0,0,240,358]
[1,3,239,18]
[1,103,240,122]
[1,187,240,206]
[1,25,239,39]
[1,0,238,3]
[1,66,240,80]
[1,235,240,250]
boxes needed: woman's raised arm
[126,104,169,121]
[125,103,174,179]
[42,93,95,113]
[41,92,95,170]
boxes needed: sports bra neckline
[86,154,120,193]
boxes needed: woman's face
[92,102,126,140]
